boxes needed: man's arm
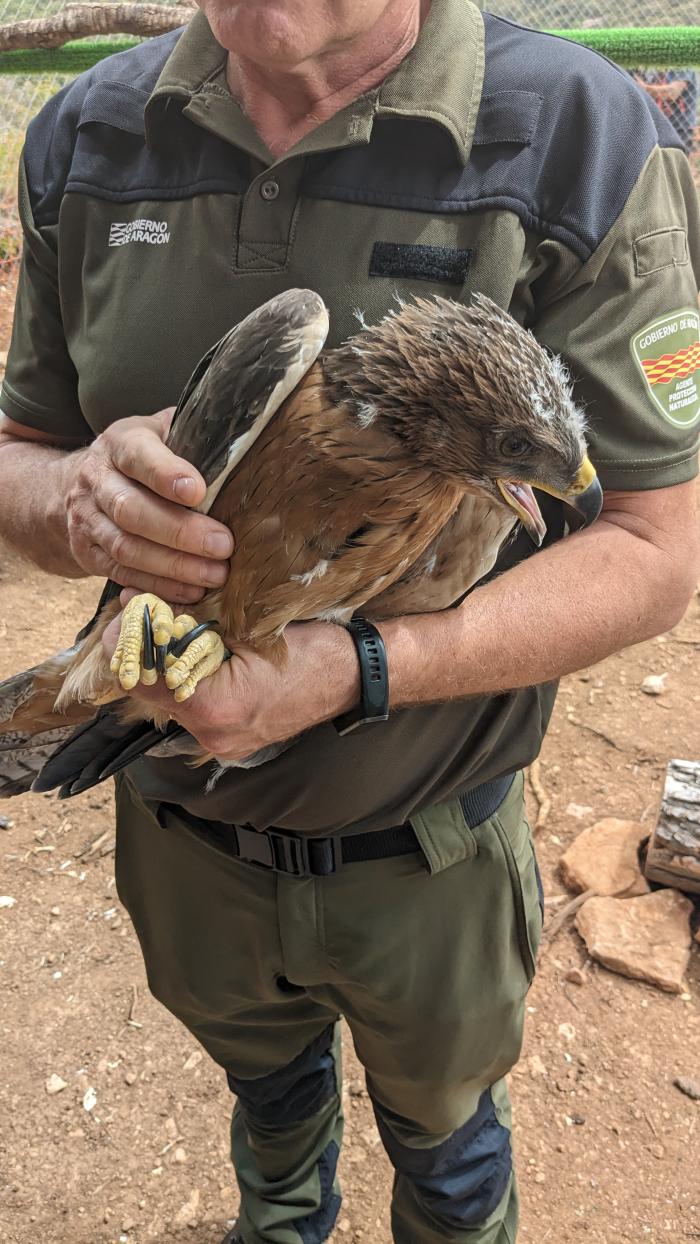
[0,412,235,605]
[383,481,698,705]
[115,480,698,761]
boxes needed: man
[1,1,698,1240]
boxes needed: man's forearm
[379,508,697,708]
[0,434,84,576]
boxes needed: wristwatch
[332,617,390,735]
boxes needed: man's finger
[108,418,208,507]
[98,508,229,587]
[93,474,234,561]
[104,564,207,605]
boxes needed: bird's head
[326,293,603,543]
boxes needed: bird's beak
[534,457,604,530]
[497,480,547,547]
[497,457,603,547]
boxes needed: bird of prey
[0,288,602,798]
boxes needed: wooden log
[0,4,195,53]
[644,758,700,894]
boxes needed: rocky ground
[1,269,699,1243]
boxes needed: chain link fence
[499,0,699,159]
[0,0,698,273]
[0,0,186,267]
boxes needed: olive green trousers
[115,772,543,1244]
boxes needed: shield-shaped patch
[630,307,700,428]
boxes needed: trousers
[114,771,543,1244]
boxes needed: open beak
[497,480,547,547]
[535,457,604,530]
[498,457,603,547]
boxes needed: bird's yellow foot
[110,593,175,690]
[164,619,227,703]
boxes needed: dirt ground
[0,269,699,1244]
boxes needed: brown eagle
[0,289,602,797]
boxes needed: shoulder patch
[630,308,700,427]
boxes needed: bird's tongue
[498,481,547,547]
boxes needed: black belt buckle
[234,824,343,878]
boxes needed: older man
[1,0,698,1240]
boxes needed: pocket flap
[409,798,477,874]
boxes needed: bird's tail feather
[0,586,128,798]
[33,708,187,799]
[0,721,78,798]
[0,657,105,797]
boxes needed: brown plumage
[0,289,602,796]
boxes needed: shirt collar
[145,0,484,166]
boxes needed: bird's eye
[500,435,533,458]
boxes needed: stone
[560,818,650,897]
[565,803,594,820]
[641,674,667,695]
[182,1050,202,1072]
[82,1087,97,1112]
[575,889,693,993]
[45,1074,67,1095]
[565,967,586,986]
[673,1076,700,1101]
[172,1189,200,1229]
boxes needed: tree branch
[0,3,196,53]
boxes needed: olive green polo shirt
[2,0,699,831]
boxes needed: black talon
[155,644,169,676]
[167,620,219,661]
[142,605,156,671]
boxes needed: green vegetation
[0,38,140,73]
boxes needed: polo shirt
[2,0,699,832]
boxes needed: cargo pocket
[489,776,544,984]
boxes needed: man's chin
[202,1,327,67]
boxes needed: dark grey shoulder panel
[304,14,685,261]
[24,29,249,226]
[25,30,182,226]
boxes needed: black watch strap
[333,617,390,736]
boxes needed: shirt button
[260,179,280,201]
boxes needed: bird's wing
[208,368,464,650]
[167,288,329,514]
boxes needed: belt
[162,772,514,879]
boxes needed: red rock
[575,889,693,993]
[560,818,649,897]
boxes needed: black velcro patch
[370,241,472,285]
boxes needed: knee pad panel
[375,1087,512,1228]
[227,1023,338,1126]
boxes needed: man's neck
[226,0,427,160]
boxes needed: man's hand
[63,410,234,603]
[102,603,360,760]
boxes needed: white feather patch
[291,560,330,586]
[197,324,328,516]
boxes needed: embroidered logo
[630,308,700,427]
[108,219,171,247]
